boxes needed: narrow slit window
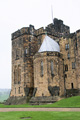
[14,66,17,84]
[41,61,43,77]
[18,87,20,94]
[51,61,54,75]
[16,49,19,59]
[65,44,67,50]
[15,88,16,94]
[26,48,27,54]
[67,44,69,49]
[14,70,16,84]
[25,48,28,56]
[72,62,75,69]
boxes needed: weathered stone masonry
[33,52,64,97]
[7,18,80,105]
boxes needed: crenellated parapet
[45,18,70,38]
[12,25,35,40]
[12,18,70,41]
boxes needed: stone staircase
[30,96,61,105]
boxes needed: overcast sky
[0,0,80,89]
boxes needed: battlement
[11,18,70,40]
[35,18,70,37]
[45,18,70,37]
[11,25,35,40]
[35,27,45,36]
[12,27,28,40]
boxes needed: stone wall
[76,31,80,90]
[11,25,38,97]
[46,18,70,38]
[33,52,64,97]
[59,34,78,90]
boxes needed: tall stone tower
[10,25,38,97]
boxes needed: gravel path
[0,108,80,112]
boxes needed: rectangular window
[65,43,69,50]
[68,53,70,59]
[65,65,68,71]
[71,83,74,89]
[72,62,75,69]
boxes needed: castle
[7,18,80,104]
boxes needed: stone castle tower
[5,18,80,105]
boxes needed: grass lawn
[0,111,80,120]
[0,96,80,108]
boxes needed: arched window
[51,61,54,75]
[41,61,43,77]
